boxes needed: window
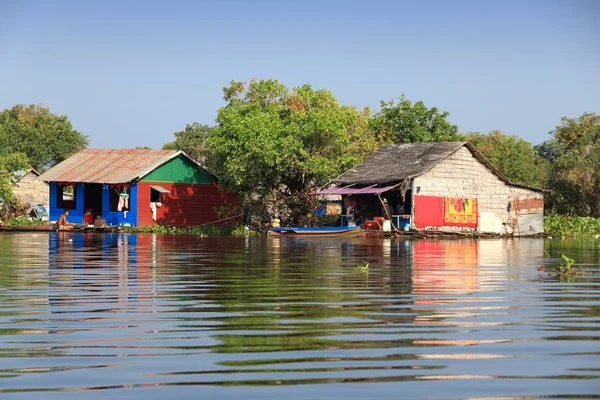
[57,183,76,209]
[150,187,161,203]
[150,186,170,203]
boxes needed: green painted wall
[140,156,213,183]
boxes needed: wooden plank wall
[137,182,240,227]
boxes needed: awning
[318,183,400,195]
[151,185,171,193]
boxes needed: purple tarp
[318,183,399,195]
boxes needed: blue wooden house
[38,149,238,227]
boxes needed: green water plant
[355,261,370,274]
[546,254,586,280]
[544,215,600,237]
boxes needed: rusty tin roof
[38,149,199,184]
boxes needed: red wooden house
[39,149,239,227]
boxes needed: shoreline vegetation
[543,215,600,237]
[2,215,600,237]
[2,96,599,230]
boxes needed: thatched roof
[332,141,544,192]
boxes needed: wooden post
[376,193,398,232]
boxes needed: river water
[0,232,598,399]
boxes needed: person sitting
[56,210,73,230]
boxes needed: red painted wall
[413,195,445,228]
[137,182,240,227]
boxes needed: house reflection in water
[411,238,545,300]
[47,232,163,312]
[410,238,544,347]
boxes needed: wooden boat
[0,225,87,232]
[0,225,57,232]
[268,226,363,237]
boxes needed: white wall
[413,146,543,234]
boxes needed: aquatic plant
[231,225,256,236]
[544,215,600,237]
[122,224,259,237]
[545,254,586,280]
[355,261,370,273]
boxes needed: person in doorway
[346,203,356,227]
[381,199,393,220]
[56,210,73,230]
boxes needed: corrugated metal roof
[38,149,183,184]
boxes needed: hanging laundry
[150,202,162,221]
[119,188,129,211]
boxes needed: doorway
[83,183,103,222]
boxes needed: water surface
[0,232,599,399]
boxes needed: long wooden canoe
[268,226,363,237]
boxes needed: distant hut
[11,168,49,210]
[38,149,239,227]
[319,142,545,236]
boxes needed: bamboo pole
[376,193,398,232]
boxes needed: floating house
[320,142,545,236]
[11,168,50,209]
[38,149,239,227]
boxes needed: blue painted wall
[49,182,139,226]
[102,183,138,226]
[49,182,85,224]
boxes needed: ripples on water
[0,232,598,399]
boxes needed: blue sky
[1,0,598,148]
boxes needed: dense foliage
[0,105,88,170]
[537,113,600,217]
[124,224,251,236]
[544,215,600,236]
[466,130,547,187]
[369,95,460,143]
[163,123,214,162]
[0,104,87,218]
[0,153,29,218]
[206,79,380,225]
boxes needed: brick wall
[413,146,543,234]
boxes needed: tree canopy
[0,153,29,218]
[0,104,88,171]
[163,123,214,162]
[206,79,379,224]
[538,113,600,217]
[369,95,460,143]
[465,130,547,187]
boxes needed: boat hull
[268,227,363,237]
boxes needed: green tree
[0,104,88,170]
[0,153,29,218]
[538,113,600,217]
[163,123,214,162]
[207,79,379,225]
[466,130,548,187]
[369,95,460,143]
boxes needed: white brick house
[321,142,545,236]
